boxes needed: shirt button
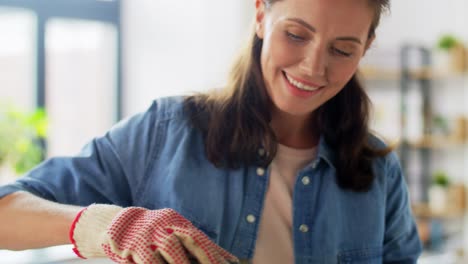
[258,148,265,156]
[302,176,311,185]
[246,214,256,223]
[299,224,309,233]
[256,167,265,176]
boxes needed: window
[0,7,36,111]
[46,19,118,156]
[0,0,121,156]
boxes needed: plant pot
[429,185,448,213]
[432,50,451,74]
[450,44,467,73]
[433,45,467,74]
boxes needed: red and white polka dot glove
[69,204,239,264]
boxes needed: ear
[255,0,266,39]
[363,35,375,56]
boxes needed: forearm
[0,191,83,250]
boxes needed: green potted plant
[435,34,467,73]
[0,105,47,183]
[429,170,450,213]
[437,35,458,51]
[432,171,450,187]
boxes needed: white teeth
[286,74,320,91]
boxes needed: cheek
[328,61,360,85]
[272,46,299,67]
[263,36,302,71]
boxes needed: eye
[331,47,352,57]
[285,31,305,42]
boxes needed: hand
[70,205,239,264]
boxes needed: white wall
[122,0,468,116]
[122,0,254,116]
[374,0,468,48]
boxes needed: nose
[299,43,327,77]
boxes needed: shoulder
[368,133,399,165]
[367,133,390,150]
[116,96,189,128]
[367,134,403,184]
[147,95,188,121]
[107,96,194,147]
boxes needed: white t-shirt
[252,143,316,264]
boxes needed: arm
[0,102,161,249]
[0,101,163,206]
[383,155,423,263]
[0,192,239,264]
[0,191,82,250]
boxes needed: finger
[173,227,238,264]
[156,228,191,264]
[102,243,132,263]
[213,245,239,263]
[129,242,167,264]
[199,237,238,264]
[173,229,214,264]
[146,244,166,264]
[183,229,238,264]
[103,242,165,264]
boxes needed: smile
[284,72,322,92]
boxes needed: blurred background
[0,0,467,263]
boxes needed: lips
[284,72,323,91]
[282,71,324,98]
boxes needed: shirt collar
[316,136,337,169]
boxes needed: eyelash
[286,31,305,42]
[331,47,352,57]
[285,31,353,57]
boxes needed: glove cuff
[69,204,123,258]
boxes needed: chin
[276,102,315,117]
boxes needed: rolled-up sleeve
[0,102,160,207]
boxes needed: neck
[270,109,318,149]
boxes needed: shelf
[412,203,465,219]
[380,136,466,150]
[358,67,400,80]
[402,136,467,149]
[359,66,467,81]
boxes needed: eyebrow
[336,36,362,45]
[286,18,316,32]
[285,17,363,45]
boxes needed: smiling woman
[257,0,374,118]
[186,0,390,191]
[0,0,421,263]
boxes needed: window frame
[0,0,123,119]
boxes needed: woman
[0,0,422,263]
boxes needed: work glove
[69,204,239,264]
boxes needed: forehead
[268,0,374,38]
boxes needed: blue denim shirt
[0,96,422,263]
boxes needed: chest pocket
[337,247,382,264]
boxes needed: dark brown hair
[184,0,391,192]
